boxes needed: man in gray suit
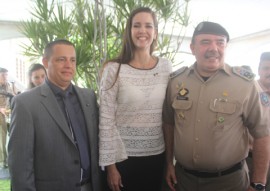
[8,39,102,191]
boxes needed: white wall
[227,30,270,78]
[0,38,29,90]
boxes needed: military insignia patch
[179,88,189,96]
[232,66,255,81]
[176,82,189,100]
[260,92,270,106]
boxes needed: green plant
[0,179,11,191]
[19,0,190,93]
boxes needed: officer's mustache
[205,51,220,59]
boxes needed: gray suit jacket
[8,83,102,191]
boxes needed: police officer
[162,21,270,191]
[258,52,270,95]
[0,67,17,168]
[247,52,270,191]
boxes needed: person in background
[258,52,270,95]
[27,63,47,89]
[0,67,18,169]
[99,7,172,191]
[8,39,102,191]
[247,52,270,191]
[163,21,270,191]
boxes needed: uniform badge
[178,112,185,119]
[222,91,228,97]
[179,88,189,96]
[260,92,270,106]
[177,82,189,100]
[232,66,255,81]
[218,116,225,123]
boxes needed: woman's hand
[166,163,177,191]
[107,164,123,191]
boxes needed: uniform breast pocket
[172,99,192,127]
[209,98,237,130]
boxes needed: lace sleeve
[99,62,127,166]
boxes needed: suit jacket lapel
[40,84,75,143]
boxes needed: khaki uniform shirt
[0,82,16,124]
[0,83,15,106]
[163,63,270,171]
[258,80,270,96]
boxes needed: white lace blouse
[99,57,172,166]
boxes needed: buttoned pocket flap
[210,99,236,114]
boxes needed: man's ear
[190,43,195,55]
[42,58,49,69]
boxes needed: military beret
[192,21,230,42]
[260,52,270,62]
[0,67,8,73]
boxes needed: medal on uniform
[222,90,228,97]
[179,88,188,96]
[179,112,185,119]
[179,82,189,96]
[177,82,189,100]
[218,116,225,123]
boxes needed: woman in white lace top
[99,7,172,191]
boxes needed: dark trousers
[81,182,92,191]
[175,161,249,191]
[103,152,165,191]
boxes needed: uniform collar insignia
[260,92,270,107]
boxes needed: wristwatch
[250,182,266,191]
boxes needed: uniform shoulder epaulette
[170,66,188,78]
[232,66,255,81]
